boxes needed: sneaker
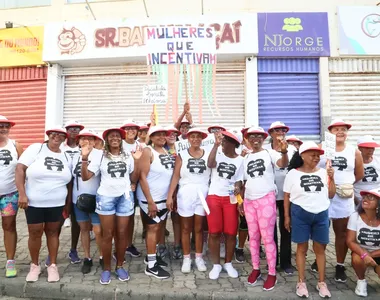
[296,282,309,298]
[195,257,207,272]
[143,255,168,267]
[334,265,347,283]
[311,261,318,273]
[209,264,222,280]
[126,245,141,258]
[157,244,169,259]
[317,282,331,298]
[355,279,368,297]
[68,249,81,264]
[115,267,130,282]
[63,218,71,227]
[223,262,238,278]
[235,248,245,263]
[26,263,41,282]
[81,258,93,274]
[263,274,277,291]
[47,264,60,282]
[99,270,111,285]
[5,260,17,278]
[220,243,226,259]
[248,269,261,285]
[89,231,95,241]
[172,245,183,259]
[113,252,126,264]
[99,258,104,270]
[181,257,192,273]
[45,255,51,268]
[283,265,295,275]
[145,263,170,279]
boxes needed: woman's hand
[364,254,378,267]
[238,203,245,216]
[81,140,93,159]
[148,201,158,219]
[18,194,29,210]
[63,202,71,219]
[130,183,136,192]
[278,137,288,152]
[166,197,175,212]
[132,147,143,160]
[284,216,291,233]
[327,165,334,180]
[214,132,223,147]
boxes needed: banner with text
[145,26,216,65]
[142,84,168,104]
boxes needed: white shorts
[177,184,208,217]
[328,194,355,219]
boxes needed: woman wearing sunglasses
[16,127,72,283]
[0,115,23,278]
[347,188,380,297]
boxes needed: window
[1,0,51,9]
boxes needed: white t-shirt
[283,168,330,214]
[208,151,244,197]
[354,156,380,201]
[179,149,211,186]
[60,143,80,162]
[71,149,102,204]
[244,149,280,200]
[19,143,72,207]
[0,139,18,195]
[88,151,134,197]
[348,212,380,252]
[122,140,139,154]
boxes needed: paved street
[0,213,379,300]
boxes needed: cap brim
[46,130,68,138]
[207,126,226,133]
[244,131,269,139]
[76,133,98,140]
[0,120,16,127]
[103,128,126,140]
[121,123,140,130]
[358,142,380,148]
[300,147,324,155]
[287,138,303,145]
[187,131,208,139]
[65,124,85,130]
[360,190,380,198]
[328,123,352,131]
[167,129,181,135]
[149,130,169,137]
[222,131,240,144]
[268,126,290,133]
[139,126,149,131]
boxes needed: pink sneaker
[317,282,331,298]
[47,264,60,282]
[296,282,309,298]
[26,263,41,282]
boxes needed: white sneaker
[220,243,226,259]
[181,257,192,273]
[195,257,207,272]
[223,262,238,278]
[209,264,222,280]
[202,241,208,256]
[63,218,71,227]
[89,231,95,241]
[355,279,368,297]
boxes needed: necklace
[365,214,378,227]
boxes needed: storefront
[257,12,331,141]
[43,16,258,132]
[330,6,380,144]
[0,27,46,147]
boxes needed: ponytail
[288,151,303,171]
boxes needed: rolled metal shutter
[0,67,47,147]
[258,58,320,141]
[62,63,245,132]
[329,58,380,145]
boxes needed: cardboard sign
[142,84,168,104]
[175,134,215,155]
[323,131,336,160]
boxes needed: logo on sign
[282,18,303,32]
[58,27,86,55]
[361,14,380,38]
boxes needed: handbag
[336,183,354,199]
[76,193,96,213]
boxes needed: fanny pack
[76,194,96,213]
[336,183,354,199]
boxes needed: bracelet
[360,252,368,260]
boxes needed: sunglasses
[0,123,11,129]
[50,132,67,138]
[272,128,287,133]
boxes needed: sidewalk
[0,213,379,300]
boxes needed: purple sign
[258,12,330,57]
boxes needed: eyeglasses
[50,132,66,138]
[67,127,81,133]
[272,128,287,133]
[0,124,11,129]
[248,134,264,139]
[123,126,138,131]
[363,194,379,201]
[209,128,222,133]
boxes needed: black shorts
[25,206,64,225]
[140,206,168,225]
[239,215,248,231]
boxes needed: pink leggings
[244,191,277,275]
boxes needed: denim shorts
[73,204,100,225]
[96,193,134,217]
[291,203,329,245]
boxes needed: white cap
[148,126,168,137]
[328,119,352,131]
[268,121,290,133]
[0,115,16,127]
[227,128,243,144]
[46,126,68,138]
[245,126,268,139]
[64,120,84,130]
[357,135,380,148]
[286,134,303,145]
[76,129,99,140]
[299,141,324,155]
[120,119,140,129]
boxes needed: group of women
[0,111,379,298]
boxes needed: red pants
[206,195,238,236]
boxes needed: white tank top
[354,156,380,201]
[330,145,356,185]
[179,149,211,186]
[136,146,174,203]
[0,139,18,195]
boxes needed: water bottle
[228,182,237,204]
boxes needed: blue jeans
[96,193,134,217]
[73,204,100,225]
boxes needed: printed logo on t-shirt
[363,167,379,182]
[300,175,324,192]
[0,149,13,166]
[247,159,266,178]
[73,161,90,178]
[187,158,207,174]
[159,154,174,170]
[217,162,237,179]
[107,161,127,178]
[332,156,348,171]
[44,157,64,171]
[65,150,79,159]
[358,228,380,247]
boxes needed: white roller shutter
[62,63,245,132]
[329,58,380,145]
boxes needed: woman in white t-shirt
[354,136,380,204]
[0,115,23,278]
[81,128,140,285]
[241,126,288,291]
[16,127,72,283]
[206,131,243,280]
[347,188,380,297]
[283,141,336,298]
[167,128,211,274]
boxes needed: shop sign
[0,26,44,67]
[258,12,330,57]
[338,6,380,55]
